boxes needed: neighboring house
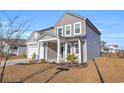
[101,46,109,53]
[108,45,119,53]
[100,41,109,53]
[0,39,26,56]
[26,12,101,63]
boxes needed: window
[74,22,81,35]
[57,27,63,36]
[65,25,71,36]
[67,43,71,55]
[74,43,79,54]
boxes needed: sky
[0,10,124,49]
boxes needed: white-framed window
[67,43,72,55]
[65,24,71,36]
[74,42,79,55]
[57,26,63,36]
[74,22,81,35]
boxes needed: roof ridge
[38,26,54,32]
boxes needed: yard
[0,56,124,83]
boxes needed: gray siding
[55,13,85,37]
[86,24,100,60]
[47,42,57,59]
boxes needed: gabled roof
[56,11,101,35]
[38,26,54,34]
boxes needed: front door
[61,46,64,58]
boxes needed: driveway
[0,58,30,67]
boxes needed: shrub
[66,54,77,63]
[23,54,27,58]
[29,60,33,64]
[40,59,47,64]
[32,53,36,60]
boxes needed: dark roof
[38,26,54,34]
[4,39,26,46]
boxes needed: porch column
[78,38,82,63]
[57,39,60,63]
[64,41,67,62]
[37,41,40,60]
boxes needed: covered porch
[37,33,87,63]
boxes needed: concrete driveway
[0,58,30,67]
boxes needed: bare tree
[0,11,31,83]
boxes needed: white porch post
[57,39,60,63]
[64,41,67,62]
[78,38,82,63]
[38,41,40,60]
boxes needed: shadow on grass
[7,66,55,83]
[44,67,69,83]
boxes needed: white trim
[74,42,79,56]
[74,22,82,35]
[83,41,87,62]
[83,20,86,35]
[57,38,60,63]
[38,38,57,42]
[38,41,40,60]
[65,24,71,36]
[26,42,37,45]
[78,38,81,63]
[57,26,63,36]
[45,43,48,60]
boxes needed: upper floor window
[74,22,81,35]
[65,24,71,36]
[57,26,63,36]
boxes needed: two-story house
[26,12,101,63]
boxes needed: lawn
[0,56,124,83]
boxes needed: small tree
[32,53,36,61]
[66,54,77,63]
[0,11,31,83]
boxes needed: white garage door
[39,45,44,59]
[27,46,38,59]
